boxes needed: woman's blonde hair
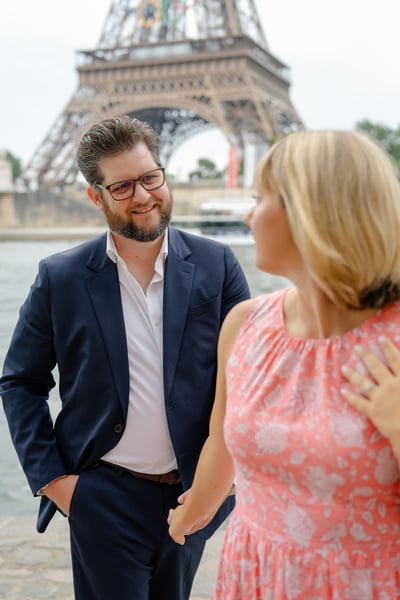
[255,129,400,309]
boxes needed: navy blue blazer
[1,228,250,535]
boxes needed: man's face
[90,142,172,242]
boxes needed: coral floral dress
[213,290,400,600]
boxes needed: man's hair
[255,129,400,309]
[76,115,161,186]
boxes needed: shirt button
[114,424,123,434]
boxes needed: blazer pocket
[68,473,84,520]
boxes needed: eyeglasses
[95,167,166,201]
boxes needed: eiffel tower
[25,0,303,188]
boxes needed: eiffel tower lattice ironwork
[26,0,303,188]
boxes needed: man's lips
[130,204,156,214]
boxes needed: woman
[168,130,400,599]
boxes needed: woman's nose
[244,207,253,228]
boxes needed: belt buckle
[160,471,180,485]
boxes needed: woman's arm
[168,299,252,545]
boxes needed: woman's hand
[341,336,400,457]
[168,504,213,545]
[176,488,191,505]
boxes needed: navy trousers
[68,462,206,600]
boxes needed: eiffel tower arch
[25,0,303,188]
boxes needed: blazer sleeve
[221,245,251,318]
[0,259,67,495]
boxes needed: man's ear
[87,186,103,211]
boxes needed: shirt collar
[106,229,169,270]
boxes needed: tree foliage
[356,120,400,170]
[5,151,22,181]
[188,158,223,181]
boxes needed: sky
[1,0,399,180]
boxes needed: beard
[102,197,172,242]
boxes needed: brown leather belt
[99,460,180,485]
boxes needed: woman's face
[245,183,301,277]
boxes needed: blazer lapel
[85,238,130,418]
[83,231,194,410]
[163,229,194,400]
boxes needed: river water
[0,233,289,515]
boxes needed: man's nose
[132,183,152,202]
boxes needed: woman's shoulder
[220,289,287,353]
[227,288,286,322]
[244,288,288,322]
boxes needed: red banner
[228,146,239,189]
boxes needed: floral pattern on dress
[213,290,400,599]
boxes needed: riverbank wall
[0,181,252,230]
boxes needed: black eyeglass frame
[95,167,166,201]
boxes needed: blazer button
[114,424,123,433]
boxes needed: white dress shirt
[101,230,177,473]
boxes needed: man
[0,115,250,600]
